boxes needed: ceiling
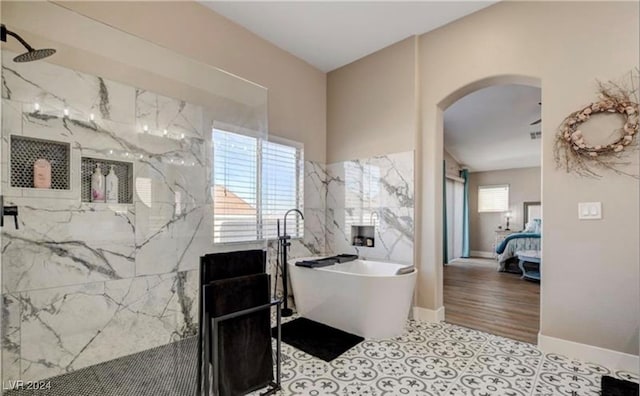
[200,1,497,72]
[444,84,541,172]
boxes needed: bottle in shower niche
[91,164,106,202]
[33,158,51,189]
[105,165,119,204]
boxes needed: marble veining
[1,50,415,384]
[271,153,415,308]
[325,151,415,264]
[16,270,198,381]
[0,51,231,382]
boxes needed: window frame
[262,135,304,241]
[477,184,510,213]
[212,127,304,245]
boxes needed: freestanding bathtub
[288,258,417,339]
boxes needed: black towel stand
[197,250,282,396]
[202,299,282,396]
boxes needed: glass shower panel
[1,1,268,394]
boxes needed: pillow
[524,218,541,233]
[531,218,541,234]
[522,220,536,233]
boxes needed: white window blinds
[478,185,509,213]
[262,140,303,239]
[213,130,259,243]
[212,128,303,243]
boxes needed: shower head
[1,24,56,63]
[13,48,56,63]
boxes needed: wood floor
[443,258,540,344]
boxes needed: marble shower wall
[267,153,414,307]
[0,53,413,382]
[325,151,415,264]
[268,160,328,302]
[0,54,238,382]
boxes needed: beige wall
[54,1,327,162]
[3,0,638,361]
[327,37,418,163]
[468,167,541,253]
[444,150,462,179]
[418,1,639,355]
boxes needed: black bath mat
[272,318,363,362]
[602,375,639,396]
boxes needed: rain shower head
[1,24,56,62]
[13,48,56,63]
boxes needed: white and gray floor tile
[4,317,638,396]
[257,318,638,396]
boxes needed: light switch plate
[578,202,602,220]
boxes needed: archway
[415,74,542,329]
[438,75,542,342]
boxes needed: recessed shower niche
[351,225,376,247]
[81,157,133,204]
[10,135,71,190]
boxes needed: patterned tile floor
[253,317,638,396]
[4,316,638,395]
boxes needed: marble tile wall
[270,152,415,309]
[0,53,230,382]
[325,151,415,264]
[268,160,328,304]
[0,53,415,382]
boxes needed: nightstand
[493,229,514,258]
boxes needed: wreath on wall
[554,71,639,179]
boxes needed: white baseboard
[469,250,494,259]
[538,333,639,374]
[413,306,445,322]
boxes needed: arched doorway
[415,74,542,341]
[440,79,542,343]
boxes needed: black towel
[295,258,338,268]
[204,273,272,396]
[200,249,266,283]
[335,254,358,263]
[295,254,359,268]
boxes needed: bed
[495,232,541,272]
[495,214,541,271]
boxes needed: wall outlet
[578,202,602,220]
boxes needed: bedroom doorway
[441,82,542,344]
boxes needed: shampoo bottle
[105,165,119,204]
[33,158,52,189]
[91,164,106,203]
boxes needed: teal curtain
[461,169,470,258]
[443,161,449,265]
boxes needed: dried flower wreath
[554,71,639,179]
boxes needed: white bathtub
[288,258,417,339]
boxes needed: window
[478,185,509,212]
[262,140,304,240]
[212,128,303,243]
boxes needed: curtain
[461,169,470,258]
[445,178,464,262]
[452,181,464,259]
[443,160,449,265]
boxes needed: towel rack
[202,298,282,396]
[197,250,282,396]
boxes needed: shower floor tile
[4,317,637,396]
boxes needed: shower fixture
[1,24,56,62]
[277,208,304,317]
[0,196,19,229]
